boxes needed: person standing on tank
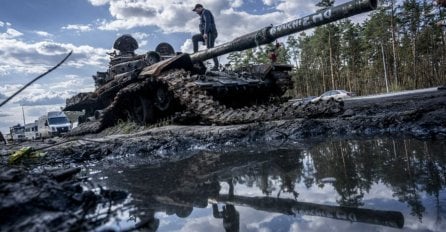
[192,3,219,71]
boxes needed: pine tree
[227,51,243,69]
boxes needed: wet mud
[0,88,445,231]
[0,167,127,232]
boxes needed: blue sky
[0,0,368,135]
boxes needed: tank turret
[65,0,377,134]
[113,34,138,55]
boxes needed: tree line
[226,0,446,97]
[235,137,445,220]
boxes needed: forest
[226,0,446,97]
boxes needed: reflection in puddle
[92,138,446,231]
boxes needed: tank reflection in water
[91,138,446,231]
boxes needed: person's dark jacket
[199,9,217,35]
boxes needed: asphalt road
[343,86,446,108]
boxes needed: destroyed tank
[64,0,377,134]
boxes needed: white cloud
[49,76,93,92]
[95,0,371,41]
[0,78,93,101]
[0,28,23,39]
[0,25,108,75]
[132,32,150,40]
[95,0,322,34]
[14,95,66,106]
[178,214,222,231]
[263,0,279,6]
[276,1,318,18]
[6,28,23,37]
[0,0,372,78]
[95,0,358,52]
[139,40,148,47]
[128,32,151,48]
[180,38,194,53]
[97,0,233,33]
[0,84,70,107]
[62,24,93,32]
[88,0,110,6]
[0,38,109,75]
[35,41,72,55]
[34,30,53,37]
[0,84,22,96]
[0,21,10,28]
[231,0,244,8]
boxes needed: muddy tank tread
[98,79,153,128]
[68,121,102,136]
[71,70,343,135]
[72,69,343,134]
[156,70,344,125]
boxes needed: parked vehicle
[37,115,49,138]
[9,124,25,141]
[24,121,39,140]
[311,90,356,102]
[290,96,317,105]
[37,111,72,138]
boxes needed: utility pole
[22,106,26,125]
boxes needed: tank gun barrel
[213,194,404,228]
[190,0,377,63]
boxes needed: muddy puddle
[84,137,446,231]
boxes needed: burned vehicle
[64,0,377,134]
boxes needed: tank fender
[139,53,194,77]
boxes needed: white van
[37,111,72,138]
[24,121,39,140]
[9,124,25,141]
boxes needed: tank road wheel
[154,85,172,112]
[127,95,155,125]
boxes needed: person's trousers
[192,32,219,67]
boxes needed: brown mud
[0,167,128,232]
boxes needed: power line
[0,51,73,108]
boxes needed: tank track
[159,70,343,124]
[70,69,343,135]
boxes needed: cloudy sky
[0,0,372,135]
